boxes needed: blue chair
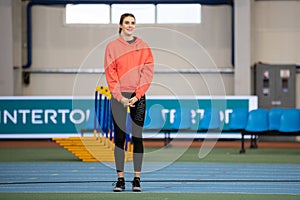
[299,109,300,128]
[199,108,221,130]
[245,109,269,132]
[228,108,248,130]
[269,108,285,131]
[171,109,191,130]
[144,106,173,146]
[190,110,202,131]
[240,108,269,153]
[279,109,300,132]
[144,107,166,131]
[80,109,98,136]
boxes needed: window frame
[65,3,202,25]
[65,4,111,24]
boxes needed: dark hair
[119,13,135,35]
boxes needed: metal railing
[22,68,235,74]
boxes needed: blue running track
[0,162,299,194]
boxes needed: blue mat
[0,162,299,194]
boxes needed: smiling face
[119,16,136,37]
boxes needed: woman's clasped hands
[120,96,138,107]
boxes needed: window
[157,4,201,24]
[65,4,201,24]
[111,4,155,24]
[65,4,110,24]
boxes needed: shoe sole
[113,187,125,192]
[132,187,142,192]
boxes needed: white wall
[234,0,251,95]
[10,1,300,107]
[21,4,233,97]
[252,1,300,64]
[0,0,14,96]
[252,0,300,107]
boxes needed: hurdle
[53,86,133,162]
[93,86,133,159]
[94,86,113,147]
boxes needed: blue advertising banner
[0,97,94,138]
[0,96,257,138]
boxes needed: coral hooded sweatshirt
[104,36,154,101]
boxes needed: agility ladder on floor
[53,86,133,162]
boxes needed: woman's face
[120,16,135,36]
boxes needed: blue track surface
[0,162,299,194]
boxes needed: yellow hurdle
[52,85,134,162]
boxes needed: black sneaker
[132,177,142,192]
[113,177,125,192]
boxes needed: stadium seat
[190,110,202,131]
[228,108,248,130]
[299,109,300,127]
[80,109,98,136]
[278,109,300,132]
[240,108,269,153]
[171,109,191,130]
[199,108,221,130]
[245,108,269,132]
[269,108,285,131]
[144,107,166,131]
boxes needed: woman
[104,13,154,192]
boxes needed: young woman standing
[104,13,154,192]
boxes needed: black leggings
[111,93,146,172]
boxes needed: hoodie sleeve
[104,44,123,101]
[135,45,154,99]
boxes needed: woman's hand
[128,96,138,107]
[120,97,130,107]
